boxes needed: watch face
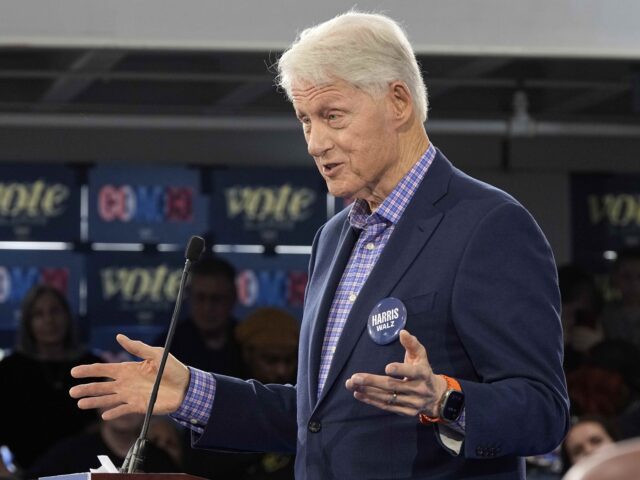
[442,391,465,422]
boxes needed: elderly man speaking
[70,12,569,479]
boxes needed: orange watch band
[419,375,462,425]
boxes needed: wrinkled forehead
[290,79,362,111]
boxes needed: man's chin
[325,183,353,200]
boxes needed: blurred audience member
[184,307,299,480]
[558,265,603,371]
[567,366,629,417]
[236,307,299,385]
[602,248,640,350]
[589,340,640,439]
[148,417,185,469]
[589,340,640,400]
[561,416,617,472]
[27,413,178,477]
[157,257,244,376]
[0,286,101,473]
[562,437,640,480]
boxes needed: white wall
[1,0,639,58]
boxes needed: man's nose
[307,123,332,158]
[582,442,598,457]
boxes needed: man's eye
[328,114,338,121]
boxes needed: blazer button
[308,420,321,433]
[476,447,485,457]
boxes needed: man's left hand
[345,329,447,418]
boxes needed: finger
[102,403,139,421]
[69,381,117,399]
[346,373,415,394]
[117,334,158,360]
[70,363,119,380]
[352,385,427,412]
[77,394,122,411]
[352,390,418,417]
[399,330,428,361]
[385,362,425,380]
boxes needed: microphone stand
[121,237,203,473]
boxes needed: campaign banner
[0,251,83,348]
[86,251,185,329]
[0,164,80,241]
[89,166,208,243]
[211,168,326,245]
[219,252,310,321]
[571,174,640,270]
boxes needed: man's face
[614,259,640,306]
[292,80,401,205]
[565,421,614,465]
[245,345,297,384]
[189,274,236,334]
[30,292,69,349]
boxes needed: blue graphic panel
[89,166,208,243]
[219,252,310,322]
[86,251,185,329]
[0,164,80,241]
[211,167,326,245]
[571,174,640,270]
[0,251,83,347]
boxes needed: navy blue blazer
[195,149,570,479]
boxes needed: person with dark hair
[155,256,244,376]
[26,412,178,478]
[0,285,102,473]
[587,340,640,440]
[557,264,604,372]
[561,416,618,472]
[184,308,299,480]
[602,248,640,350]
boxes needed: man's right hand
[69,334,190,420]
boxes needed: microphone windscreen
[185,236,205,261]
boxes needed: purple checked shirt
[316,143,436,395]
[172,143,465,445]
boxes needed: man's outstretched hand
[69,334,190,420]
[345,330,447,418]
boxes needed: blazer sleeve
[193,375,298,454]
[191,223,326,455]
[451,201,570,458]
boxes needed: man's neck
[101,424,137,459]
[36,344,68,360]
[367,130,430,212]
[201,325,229,350]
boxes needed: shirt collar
[348,144,437,229]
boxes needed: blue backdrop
[0,164,81,241]
[89,166,208,243]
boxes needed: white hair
[277,11,428,122]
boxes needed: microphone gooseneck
[120,235,205,473]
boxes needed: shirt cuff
[435,408,466,456]
[169,367,216,434]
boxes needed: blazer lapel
[306,219,358,405]
[314,150,453,407]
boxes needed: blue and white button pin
[367,297,407,345]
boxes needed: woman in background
[561,416,618,472]
[0,285,101,475]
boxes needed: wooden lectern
[40,473,207,480]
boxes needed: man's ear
[387,81,414,125]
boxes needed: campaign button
[367,297,407,345]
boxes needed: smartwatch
[419,375,464,425]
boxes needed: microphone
[120,235,205,473]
